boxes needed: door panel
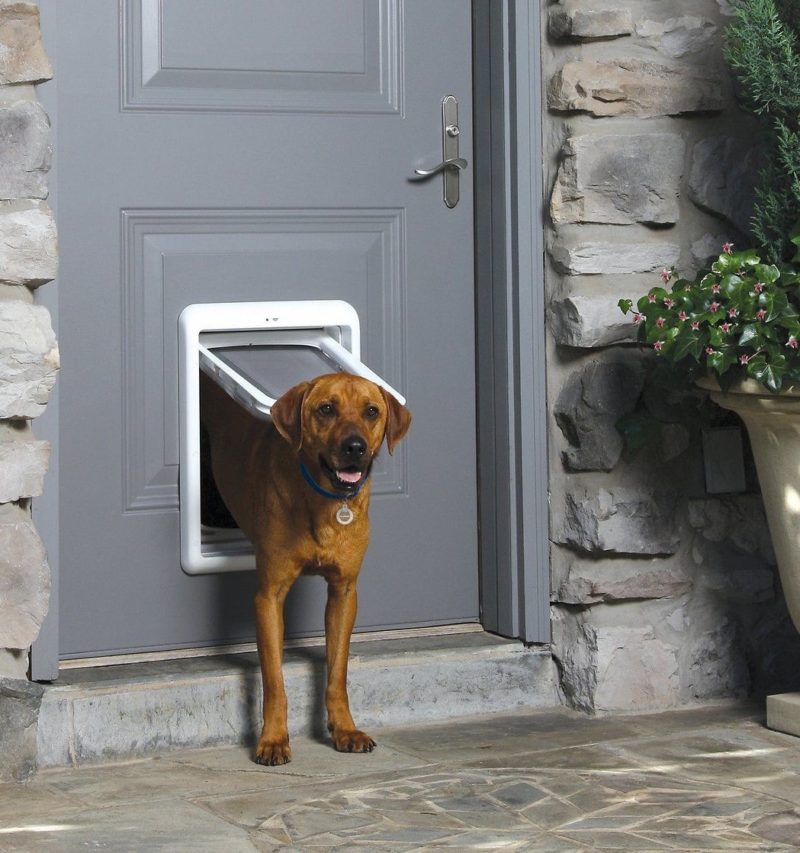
[48,0,478,658]
[125,0,399,113]
[124,210,405,513]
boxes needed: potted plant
[618,238,800,394]
[619,0,800,733]
[619,241,800,634]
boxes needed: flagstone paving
[2,703,800,850]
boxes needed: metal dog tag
[336,504,354,526]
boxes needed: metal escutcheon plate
[442,95,460,209]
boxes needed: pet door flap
[198,328,403,420]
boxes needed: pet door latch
[413,95,467,209]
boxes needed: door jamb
[30,0,60,681]
[31,0,550,679]
[473,0,550,643]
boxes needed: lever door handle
[414,157,468,178]
[412,95,464,208]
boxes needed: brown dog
[200,371,412,765]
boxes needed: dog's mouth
[319,456,370,494]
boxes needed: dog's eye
[317,403,335,417]
[365,405,380,420]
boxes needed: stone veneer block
[554,358,646,471]
[0,203,58,285]
[557,488,679,555]
[0,676,43,781]
[548,59,725,117]
[767,692,800,739]
[689,135,760,234]
[686,620,751,700]
[0,1,53,84]
[555,560,693,604]
[0,436,49,502]
[549,239,680,275]
[548,2,633,40]
[0,300,59,418]
[551,133,685,225]
[591,625,680,711]
[551,610,680,712]
[549,292,639,348]
[691,233,729,270]
[0,519,50,649]
[0,100,50,200]
[636,16,717,58]
[688,495,775,562]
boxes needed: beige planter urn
[698,376,800,735]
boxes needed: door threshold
[58,622,484,671]
[39,632,556,767]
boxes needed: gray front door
[42,0,479,659]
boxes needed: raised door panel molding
[122,0,402,114]
[121,208,407,513]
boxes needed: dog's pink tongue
[337,469,362,484]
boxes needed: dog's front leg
[325,577,375,753]
[254,561,298,766]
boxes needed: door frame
[474,0,549,644]
[31,0,548,680]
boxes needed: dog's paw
[331,729,376,754]
[254,739,292,766]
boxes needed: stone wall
[0,0,58,781]
[544,0,800,712]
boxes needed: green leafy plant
[724,0,800,262]
[619,236,800,393]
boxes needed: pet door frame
[178,300,403,576]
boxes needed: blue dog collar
[299,461,369,502]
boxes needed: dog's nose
[341,435,367,459]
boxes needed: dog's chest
[300,512,369,576]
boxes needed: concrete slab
[38,631,557,767]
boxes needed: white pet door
[179,301,404,575]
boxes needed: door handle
[414,157,468,178]
[411,95,466,208]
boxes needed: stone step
[37,631,557,767]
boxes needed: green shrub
[724,0,800,261]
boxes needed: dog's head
[271,373,412,496]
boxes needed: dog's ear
[379,387,412,455]
[271,381,310,452]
